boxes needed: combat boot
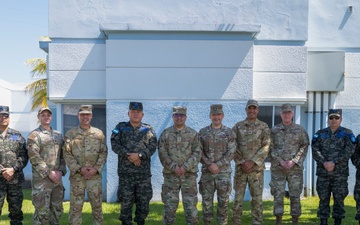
[320,218,327,225]
[292,216,299,225]
[275,215,282,225]
[334,218,342,225]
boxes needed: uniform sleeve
[250,125,271,166]
[93,132,108,173]
[269,129,283,165]
[351,135,360,168]
[199,129,212,167]
[16,134,28,172]
[214,129,235,168]
[182,133,202,171]
[232,125,246,166]
[311,131,326,164]
[139,128,157,160]
[158,131,177,172]
[292,128,310,167]
[110,124,129,159]
[27,132,50,178]
[62,132,82,175]
[336,131,356,164]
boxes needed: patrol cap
[246,99,259,108]
[280,103,294,113]
[129,102,143,111]
[210,104,223,114]
[0,106,10,115]
[172,106,187,115]
[78,105,93,114]
[38,107,52,115]
[328,108,342,117]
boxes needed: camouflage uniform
[158,125,201,225]
[232,119,270,225]
[352,134,360,221]
[0,128,28,225]
[27,125,66,225]
[63,126,108,225]
[312,126,355,220]
[269,122,309,217]
[198,124,235,225]
[111,121,157,225]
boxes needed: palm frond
[25,58,47,79]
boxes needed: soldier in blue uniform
[0,106,28,225]
[111,102,157,225]
[351,134,360,224]
[312,109,356,225]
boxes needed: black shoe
[320,218,327,225]
[334,218,341,225]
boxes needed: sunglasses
[0,114,9,118]
[329,116,340,120]
[173,114,186,118]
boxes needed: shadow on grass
[0,189,359,225]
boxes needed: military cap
[328,108,342,117]
[210,104,223,114]
[78,105,93,114]
[172,106,187,115]
[246,99,259,108]
[129,102,143,111]
[38,107,52,115]
[0,106,10,115]
[280,103,294,113]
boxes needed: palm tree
[24,58,48,110]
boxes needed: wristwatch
[13,166,19,172]
[138,153,143,159]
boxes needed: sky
[0,0,48,84]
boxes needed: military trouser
[161,173,198,225]
[317,175,348,219]
[270,168,303,217]
[69,176,103,225]
[32,178,64,225]
[354,170,360,220]
[0,180,23,225]
[118,174,153,225]
[232,170,264,225]
[199,172,231,225]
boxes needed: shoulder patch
[112,128,119,134]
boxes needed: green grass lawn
[0,189,359,224]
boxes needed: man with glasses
[0,105,28,225]
[158,106,201,225]
[198,104,236,225]
[312,109,356,225]
[269,103,309,225]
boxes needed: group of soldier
[0,99,359,225]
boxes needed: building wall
[45,0,360,203]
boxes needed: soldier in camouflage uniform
[27,107,66,225]
[0,106,28,225]
[312,109,356,225]
[352,134,360,224]
[111,102,157,225]
[269,103,309,225]
[232,99,270,225]
[158,106,201,225]
[63,105,108,225]
[198,104,235,225]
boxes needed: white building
[33,0,360,202]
